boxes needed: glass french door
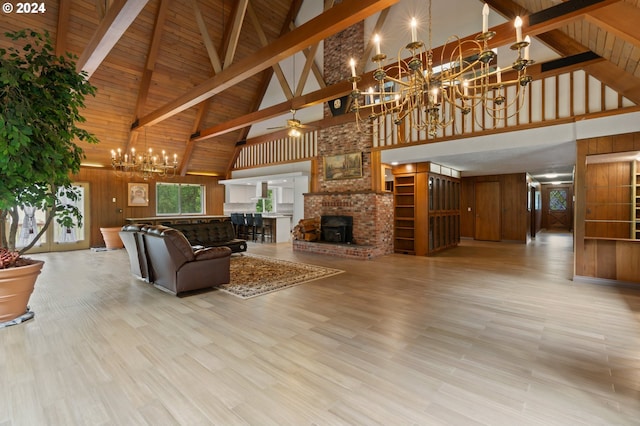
[11,183,90,253]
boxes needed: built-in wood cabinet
[392,163,460,256]
[633,161,640,239]
[584,160,635,239]
[428,172,461,253]
[575,132,640,285]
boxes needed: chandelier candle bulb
[524,35,531,60]
[515,16,523,43]
[482,3,489,34]
[347,0,533,137]
[411,18,417,43]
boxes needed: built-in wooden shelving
[392,162,460,256]
[393,174,416,254]
[634,161,640,239]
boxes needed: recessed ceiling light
[391,161,399,166]
[545,173,558,179]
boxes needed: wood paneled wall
[73,168,225,247]
[461,173,530,242]
[585,161,632,238]
[575,131,640,284]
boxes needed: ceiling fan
[267,109,314,137]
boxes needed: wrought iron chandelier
[110,131,178,180]
[348,1,533,137]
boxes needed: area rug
[218,253,344,299]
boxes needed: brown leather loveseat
[120,224,231,295]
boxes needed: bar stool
[253,213,272,243]
[244,213,255,241]
[230,213,243,238]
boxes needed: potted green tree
[0,29,98,325]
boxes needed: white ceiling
[380,122,577,183]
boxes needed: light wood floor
[2,232,640,425]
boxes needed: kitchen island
[261,214,292,243]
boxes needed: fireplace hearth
[321,215,353,244]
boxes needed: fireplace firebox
[321,215,353,244]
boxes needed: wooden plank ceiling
[1,0,639,178]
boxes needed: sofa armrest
[194,246,232,260]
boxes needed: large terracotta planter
[100,227,124,249]
[0,260,44,323]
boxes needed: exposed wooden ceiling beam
[584,2,640,47]
[191,78,354,142]
[222,0,249,68]
[126,0,170,154]
[55,0,71,56]
[192,0,223,73]
[484,0,590,56]
[247,1,293,99]
[360,7,390,75]
[485,0,640,104]
[182,0,251,174]
[296,43,319,97]
[134,0,401,129]
[135,0,169,120]
[450,0,621,52]
[180,99,211,176]
[196,1,626,143]
[77,0,149,77]
[584,61,640,104]
[288,21,326,89]
[346,6,391,112]
[222,0,305,177]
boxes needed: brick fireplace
[292,14,394,259]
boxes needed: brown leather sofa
[121,224,231,295]
[120,224,150,282]
[170,221,247,253]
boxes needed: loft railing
[373,69,636,148]
[233,131,318,170]
[233,69,636,169]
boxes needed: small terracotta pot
[100,227,124,249]
[0,260,44,323]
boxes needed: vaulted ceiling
[2,0,639,179]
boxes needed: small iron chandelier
[110,131,178,180]
[348,1,533,137]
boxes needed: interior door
[475,181,501,241]
[544,185,573,231]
